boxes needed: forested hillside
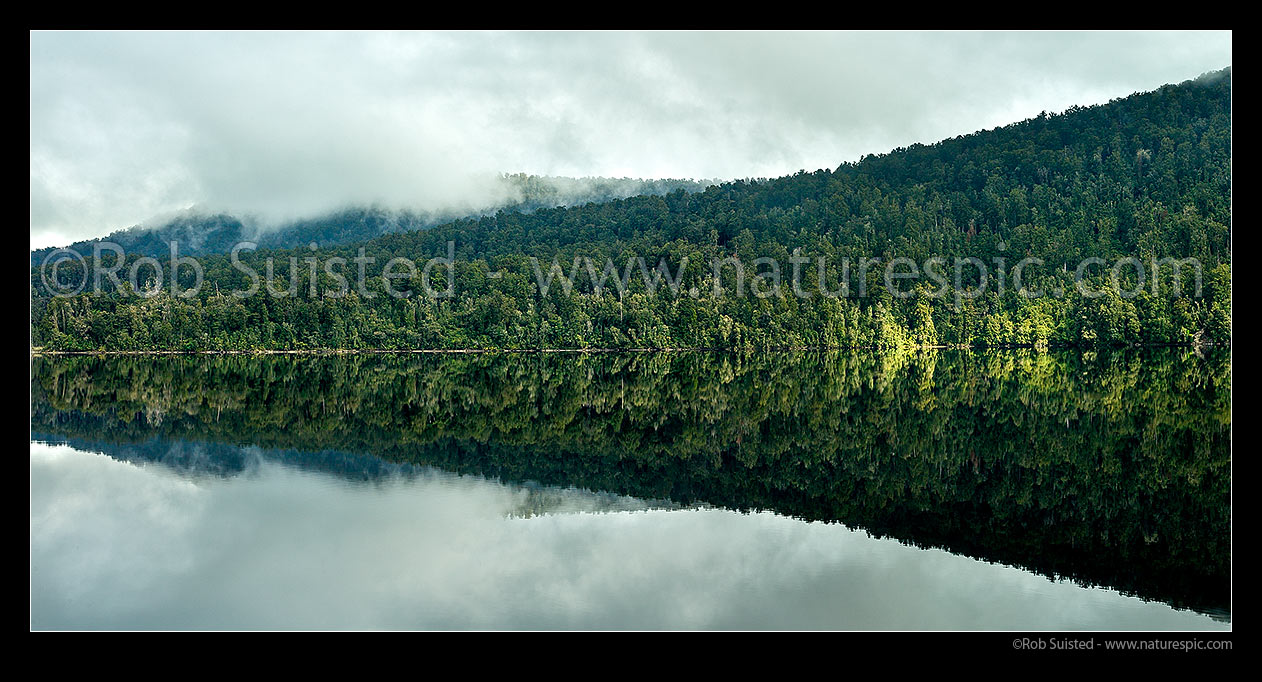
[31,69,1231,352]
[30,174,714,264]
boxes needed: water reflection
[30,441,1226,630]
[30,349,1231,625]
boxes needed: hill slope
[31,69,1231,351]
[31,174,715,265]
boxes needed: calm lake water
[29,350,1231,630]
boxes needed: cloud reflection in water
[30,442,1227,630]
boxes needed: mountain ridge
[31,67,1231,352]
[31,174,717,265]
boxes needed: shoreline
[29,342,1227,357]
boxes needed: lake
[29,349,1231,630]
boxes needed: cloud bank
[30,30,1231,248]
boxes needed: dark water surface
[29,349,1231,629]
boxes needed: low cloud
[30,31,1231,247]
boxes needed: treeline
[29,174,716,264]
[31,349,1232,612]
[31,70,1231,352]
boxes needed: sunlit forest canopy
[31,70,1231,352]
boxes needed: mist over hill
[30,174,715,265]
[31,69,1231,352]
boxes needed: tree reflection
[31,348,1230,613]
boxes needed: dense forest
[30,174,714,264]
[31,69,1231,351]
[31,349,1231,612]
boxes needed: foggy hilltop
[30,67,1232,353]
[30,173,715,265]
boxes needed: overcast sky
[30,30,1231,248]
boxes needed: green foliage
[29,175,716,265]
[30,70,1231,351]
